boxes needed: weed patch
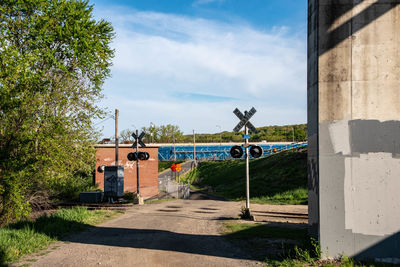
[0,207,122,265]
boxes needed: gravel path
[14,192,307,267]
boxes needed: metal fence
[166,181,190,199]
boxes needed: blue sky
[91,0,307,137]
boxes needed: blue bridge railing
[158,143,307,161]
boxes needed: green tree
[0,0,114,224]
[140,124,183,143]
[119,129,134,143]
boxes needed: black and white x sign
[233,107,257,133]
[132,132,146,148]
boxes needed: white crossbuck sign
[132,132,146,148]
[233,107,257,133]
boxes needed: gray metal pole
[292,126,295,143]
[136,129,140,195]
[173,132,176,161]
[245,125,250,210]
[150,122,154,144]
[193,129,196,164]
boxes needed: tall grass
[0,207,122,265]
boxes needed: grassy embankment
[0,207,123,265]
[158,160,184,173]
[180,148,308,204]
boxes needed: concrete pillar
[308,0,400,261]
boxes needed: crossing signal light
[127,152,137,161]
[250,145,263,158]
[127,152,150,161]
[137,152,150,161]
[230,145,243,158]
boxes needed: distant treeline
[117,124,307,144]
[180,124,307,143]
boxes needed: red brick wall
[95,145,159,199]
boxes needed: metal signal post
[129,130,147,202]
[136,129,140,195]
[244,124,250,210]
[231,107,262,218]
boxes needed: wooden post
[115,109,119,166]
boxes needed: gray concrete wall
[308,0,400,261]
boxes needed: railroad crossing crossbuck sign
[230,107,263,159]
[132,131,146,148]
[233,107,257,133]
[126,130,149,197]
[127,131,149,161]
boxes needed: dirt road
[14,192,307,267]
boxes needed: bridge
[157,142,307,161]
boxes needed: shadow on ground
[59,226,257,261]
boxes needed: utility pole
[115,109,119,166]
[193,129,196,164]
[173,132,176,161]
[285,127,287,142]
[292,126,295,143]
[216,125,222,147]
[150,122,154,144]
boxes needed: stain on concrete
[349,120,400,155]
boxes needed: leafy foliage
[185,124,307,143]
[120,124,183,143]
[0,0,114,224]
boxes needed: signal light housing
[250,145,263,158]
[137,152,150,161]
[127,152,137,161]
[230,145,243,158]
[127,152,150,161]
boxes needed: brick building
[94,144,159,199]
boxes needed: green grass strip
[0,207,122,265]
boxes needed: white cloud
[94,7,307,136]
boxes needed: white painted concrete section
[344,153,400,236]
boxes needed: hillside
[181,148,307,204]
[180,124,307,143]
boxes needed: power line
[93,115,114,127]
